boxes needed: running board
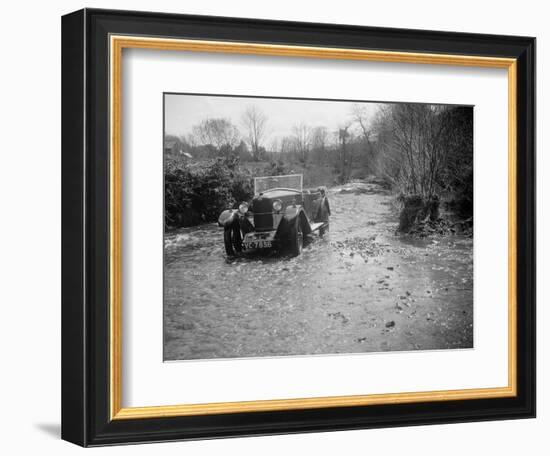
[310,222,325,232]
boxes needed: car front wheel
[223,223,242,256]
[289,220,304,256]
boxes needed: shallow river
[164,182,473,361]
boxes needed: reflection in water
[164,184,473,361]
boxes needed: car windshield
[253,174,303,195]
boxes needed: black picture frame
[62,8,535,447]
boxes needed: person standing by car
[317,187,331,219]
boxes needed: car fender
[283,205,301,224]
[218,209,238,228]
[275,205,298,237]
[281,205,311,236]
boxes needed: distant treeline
[165,103,473,230]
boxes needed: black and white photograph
[163,93,474,361]
[0,0,542,450]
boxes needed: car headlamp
[238,202,249,214]
[272,200,283,212]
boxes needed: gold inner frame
[109,35,517,420]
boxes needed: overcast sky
[164,93,381,140]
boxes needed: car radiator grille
[253,213,273,231]
[253,199,274,231]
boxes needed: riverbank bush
[165,157,253,228]
[397,194,440,233]
[396,193,473,237]
[373,105,473,227]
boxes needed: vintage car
[218,174,330,256]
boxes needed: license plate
[244,240,272,249]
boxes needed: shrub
[164,156,253,228]
[397,194,440,233]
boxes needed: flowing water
[164,182,473,361]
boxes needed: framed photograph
[61,8,535,446]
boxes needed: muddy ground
[164,181,473,361]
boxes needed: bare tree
[268,137,280,154]
[311,126,328,149]
[279,135,295,158]
[351,104,374,142]
[241,105,268,161]
[310,126,329,164]
[351,103,377,172]
[185,132,198,148]
[374,104,447,198]
[291,122,312,164]
[337,124,353,183]
[191,118,240,151]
